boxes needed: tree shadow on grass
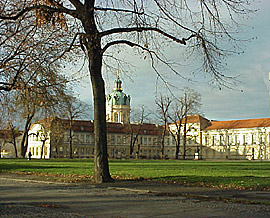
[0,163,69,172]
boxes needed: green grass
[0,158,270,190]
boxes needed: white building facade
[201,119,270,160]
[26,73,270,160]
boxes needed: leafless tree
[38,128,49,159]
[49,118,68,158]
[62,96,91,158]
[0,93,21,157]
[155,94,172,159]
[7,121,21,158]
[0,0,254,182]
[128,105,151,157]
[0,124,21,158]
[168,87,201,159]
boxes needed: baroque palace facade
[26,75,270,160]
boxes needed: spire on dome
[116,69,120,79]
[113,69,122,91]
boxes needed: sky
[75,0,270,122]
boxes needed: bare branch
[49,32,83,65]
[153,0,197,35]
[100,27,196,45]
[101,40,136,53]
[94,6,143,15]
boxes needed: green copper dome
[106,74,131,106]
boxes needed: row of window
[29,134,39,141]
[63,132,199,147]
[52,147,95,156]
[204,133,270,146]
[139,136,161,145]
[64,133,93,144]
[28,146,48,157]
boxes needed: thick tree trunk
[129,131,134,156]
[40,141,45,159]
[9,123,18,158]
[69,121,73,159]
[161,124,166,159]
[20,114,34,157]
[80,5,112,183]
[175,135,180,159]
[21,126,28,157]
[12,135,18,158]
[183,122,187,160]
[87,45,112,183]
[175,145,179,159]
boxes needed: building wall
[28,124,50,159]
[201,127,270,160]
[28,122,172,159]
[106,105,130,123]
[167,120,270,160]
[28,120,270,160]
[0,136,22,158]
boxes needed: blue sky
[76,0,270,121]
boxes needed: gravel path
[1,174,270,218]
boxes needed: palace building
[27,75,170,159]
[25,74,270,160]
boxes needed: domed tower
[106,71,131,123]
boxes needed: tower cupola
[106,71,131,123]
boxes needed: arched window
[114,113,119,122]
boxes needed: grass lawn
[0,158,270,190]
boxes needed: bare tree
[156,95,173,159]
[49,118,68,158]
[168,88,201,159]
[38,128,49,159]
[7,122,20,158]
[0,0,254,182]
[18,92,37,157]
[0,94,19,157]
[0,125,21,158]
[62,96,91,158]
[168,101,184,160]
[128,105,151,157]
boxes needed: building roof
[31,117,56,129]
[106,75,131,107]
[32,118,165,136]
[173,115,209,124]
[204,118,270,130]
[71,121,164,136]
[169,115,211,130]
